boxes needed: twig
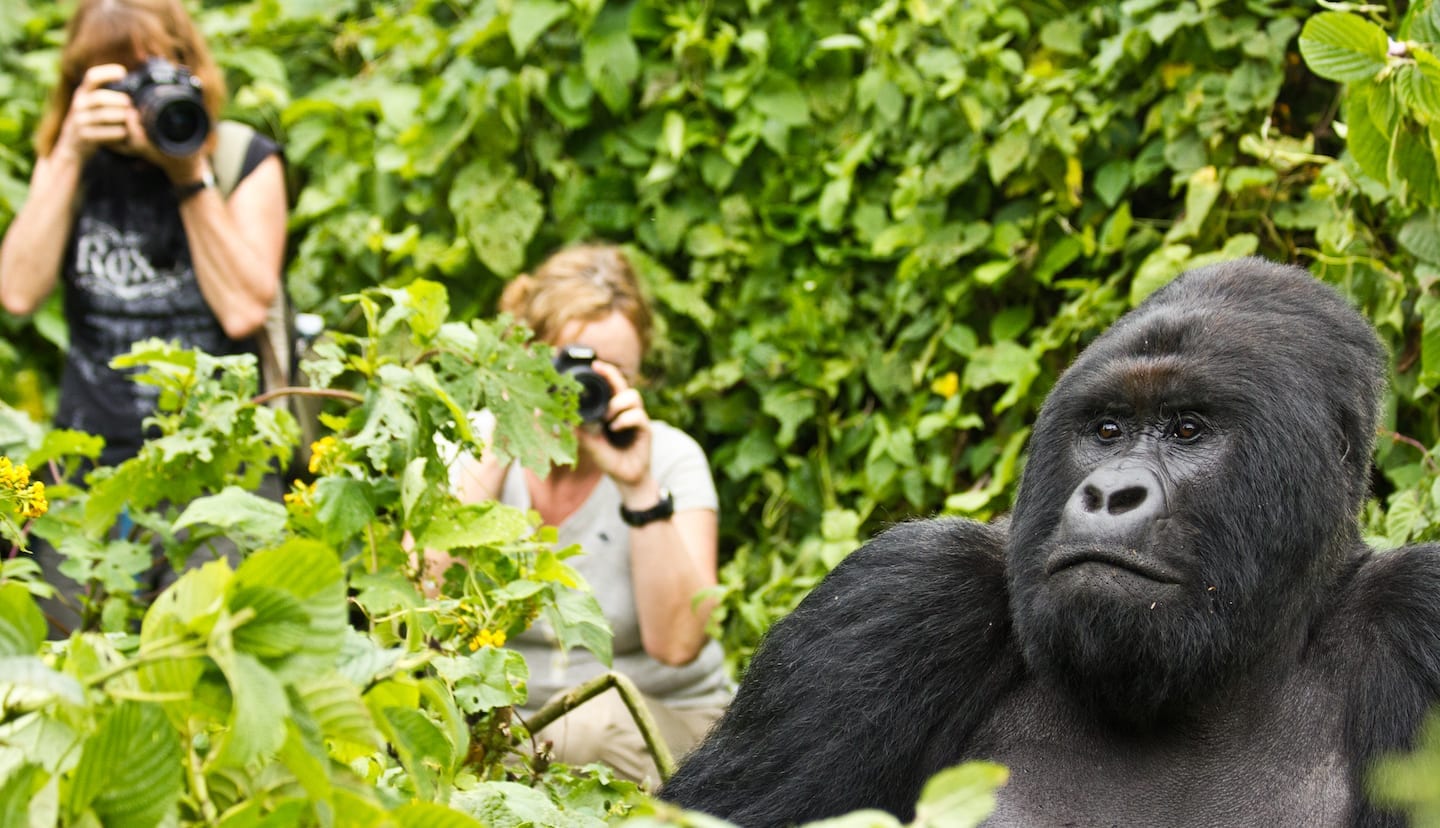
[524,671,676,781]
[251,386,363,407]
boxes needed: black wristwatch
[175,169,216,203]
[620,489,674,527]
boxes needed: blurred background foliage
[1,0,1438,677]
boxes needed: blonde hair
[500,244,654,354]
[36,0,226,156]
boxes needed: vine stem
[251,386,363,407]
[523,671,676,781]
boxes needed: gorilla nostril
[1107,486,1147,515]
[1081,485,1104,513]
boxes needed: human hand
[578,359,653,489]
[54,64,134,163]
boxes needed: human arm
[0,64,131,315]
[151,143,286,340]
[581,361,720,667]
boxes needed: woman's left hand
[578,359,653,489]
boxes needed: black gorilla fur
[661,259,1440,826]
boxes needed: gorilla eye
[1095,420,1123,441]
[1171,417,1204,442]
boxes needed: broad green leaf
[294,671,380,751]
[508,0,568,57]
[0,762,45,828]
[314,476,377,547]
[432,647,529,714]
[382,707,454,800]
[449,780,605,828]
[911,761,1008,828]
[418,501,531,552]
[544,587,612,666]
[173,485,287,549]
[0,656,84,706]
[67,703,183,828]
[449,159,545,278]
[0,583,44,656]
[581,1,639,113]
[1299,12,1389,83]
[1166,166,1221,241]
[207,642,288,769]
[230,539,347,676]
[392,803,485,828]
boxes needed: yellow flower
[468,629,507,651]
[930,371,960,399]
[16,481,46,520]
[283,480,318,512]
[308,436,340,475]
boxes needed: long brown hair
[500,244,655,355]
[35,0,226,156]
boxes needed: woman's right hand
[54,64,134,163]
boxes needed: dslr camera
[553,345,635,447]
[105,58,210,157]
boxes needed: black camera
[553,345,636,448]
[105,58,210,157]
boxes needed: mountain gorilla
[660,259,1440,826]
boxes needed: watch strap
[176,168,217,202]
[620,489,674,527]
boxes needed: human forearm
[0,152,85,315]
[175,155,287,339]
[627,494,720,666]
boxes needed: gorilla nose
[1060,465,1167,542]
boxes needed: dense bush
[2,0,1439,822]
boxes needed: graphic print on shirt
[70,214,187,303]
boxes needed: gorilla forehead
[1050,258,1384,427]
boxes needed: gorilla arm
[1336,543,1440,826]
[660,517,1021,826]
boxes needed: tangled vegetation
[1,0,1438,823]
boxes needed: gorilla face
[1006,259,1385,723]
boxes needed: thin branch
[524,671,676,781]
[251,386,364,407]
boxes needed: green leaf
[449,781,606,828]
[391,803,486,828]
[0,583,44,657]
[582,1,639,113]
[544,587,613,666]
[432,647,530,714]
[173,485,288,549]
[67,703,183,828]
[230,539,347,676]
[911,761,1008,828]
[1299,12,1390,83]
[382,707,454,800]
[449,159,545,278]
[314,476,378,547]
[418,501,532,552]
[509,0,568,57]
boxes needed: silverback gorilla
[661,259,1440,826]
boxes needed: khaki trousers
[530,686,727,790]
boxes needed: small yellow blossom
[308,436,341,475]
[0,457,30,489]
[930,371,960,399]
[469,629,507,651]
[16,481,47,520]
[283,480,318,512]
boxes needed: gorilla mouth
[1045,546,1182,584]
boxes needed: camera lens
[570,370,613,423]
[145,96,209,156]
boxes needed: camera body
[105,58,210,157]
[553,345,636,448]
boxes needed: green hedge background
[2,0,1438,669]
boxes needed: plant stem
[523,671,675,781]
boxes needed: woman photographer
[438,244,731,786]
[0,0,286,467]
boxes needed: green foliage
[1,0,1440,820]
